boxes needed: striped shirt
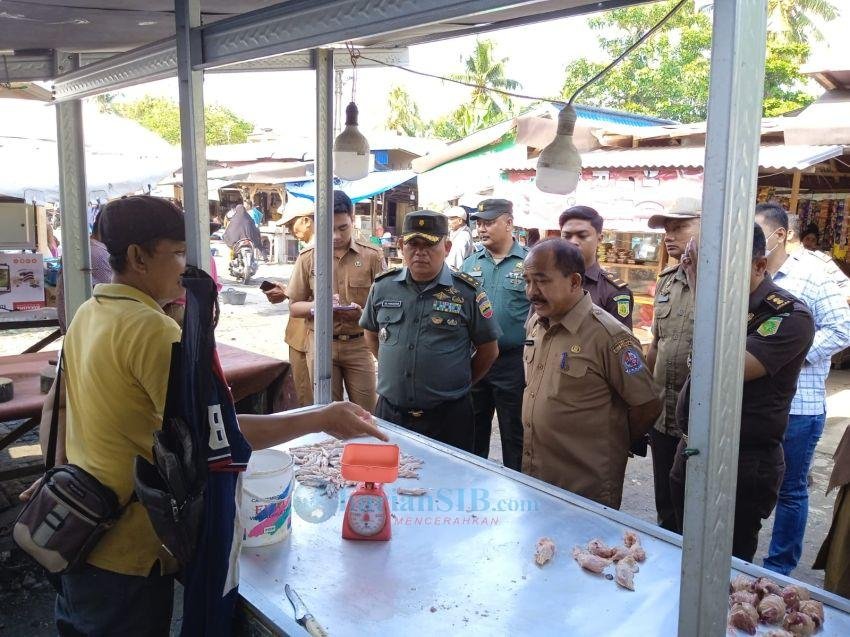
[772,250,850,415]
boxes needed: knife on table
[285,584,329,637]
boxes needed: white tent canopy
[0,99,179,204]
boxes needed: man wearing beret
[361,210,502,451]
[462,199,529,469]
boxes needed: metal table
[238,418,850,636]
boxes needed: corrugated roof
[572,105,675,128]
[502,144,846,172]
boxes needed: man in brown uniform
[522,239,661,509]
[646,197,700,531]
[287,191,384,410]
[263,198,315,406]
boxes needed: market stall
[237,418,850,636]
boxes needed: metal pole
[175,0,210,271]
[313,49,335,404]
[55,51,91,325]
[678,1,767,635]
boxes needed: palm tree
[449,39,522,124]
[767,0,838,42]
[385,85,425,136]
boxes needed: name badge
[469,271,483,277]
[381,300,402,308]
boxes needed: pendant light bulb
[333,101,370,181]
[535,104,582,195]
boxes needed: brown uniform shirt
[287,238,385,336]
[522,292,659,509]
[584,261,634,330]
[651,264,693,437]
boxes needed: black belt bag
[13,354,130,574]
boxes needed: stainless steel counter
[238,418,850,636]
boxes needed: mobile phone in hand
[259,280,276,291]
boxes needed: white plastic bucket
[240,449,295,547]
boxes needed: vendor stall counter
[237,417,850,636]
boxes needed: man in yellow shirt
[36,196,385,636]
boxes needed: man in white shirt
[444,206,474,270]
[756,202,850,576]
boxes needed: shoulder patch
[601,270,628,288]
[658,263,679,278]
[611,335,639,355]
[452,271,480,289]
[375,266,402,281]
[764,290,794,313]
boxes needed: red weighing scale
[340,443,399,541]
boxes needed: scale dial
[346,494,387,537]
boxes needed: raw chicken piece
[729,591,759,607]
[797,600,824,629]
[751,576,782,599]
[629,544,647,562]
[623,530,640,548]
[615,555,639,591]
[782,585,811,612]
[587,538,617,559]
[611,545,631,562]
[534,537,556,566]
[572,546,611,574]
[757,594,786,625]
[730,574,753,593]
[728,602,758,635]
[783,611,815,637]
[763,630,794,637]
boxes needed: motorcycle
[228,238,259,285]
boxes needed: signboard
[0,252,45,311]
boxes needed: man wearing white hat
[263,197,316,407]
[444,206,474,270]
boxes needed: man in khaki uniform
[646,197,700,531]
[263,198,315,406]
[522,239,661,509]
[288,191,384,410]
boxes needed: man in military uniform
[522,239,661,509]
[361,210,501,451]
[670,224,815,562]
[287,191,385,411]
[559,205,633,328]
[263,197,315,406]
[646,197,701,532]
[461,199,528,469]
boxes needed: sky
[112,3,850,139]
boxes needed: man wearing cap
[361,210,501,451]
[287,190,385,411]
[263,198,316,407]
[39,195,385,634]
[560,205,634,329]
[461,198,528,468]
[645,197,701,532]
[445,206,474,270]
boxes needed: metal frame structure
[35,0,770,632]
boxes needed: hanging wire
[346,42,358,102]
[346,0,688,108]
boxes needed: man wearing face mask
[521,239,660,509]
[755,202,850,575]
[361,210,501,451]
[645,197,701,532]
[670,224,815,562]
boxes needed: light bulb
[535,104,582,195]
[333,102,370,181]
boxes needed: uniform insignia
[470,271,483,277]
[616,297,631,318]
[621,347,644,375]
[452,271,480,289]
[570,345,581,354]
[477,291,494,318]
[447,318,458,326]
[379,327,388,342]
[514,262,524,271]
[473,266,482,271]
[434,291,450,300]
[602,271,628,288]
[611,337,634,354]
[375,266,402,281]
[431,316,444,325]
[747,312,754,323]
[764,292,793,312]
[354,260,362,267]
[418,219,425,227]
[447,287,460,295]
[560,352,569,371]
[433,300,462,314]
[451,296,463,303]
[757,316,783,337]
[380,300,402,308]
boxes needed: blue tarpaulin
[285,169,415,202]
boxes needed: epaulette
[375,266,402,281]
[600,269,628,289]
[591,306,635,340]
[452,270,480,289]
[299,245,314,255]
[658,263,679,278]
[355,239,383,256]
[764,290,794,313]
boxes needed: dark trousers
[471,349,524,470]
[56,563,174,636]
[670,438,784,563]
[650,428,681,532]
[375,394,475,452]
